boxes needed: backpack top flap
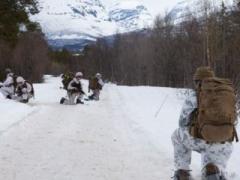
[26,81,34,96]
[197,77,237,142]
[62,72,74,90]
[89,78,98,90]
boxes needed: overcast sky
[140,0,180,16]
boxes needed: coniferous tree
[0,0,39,43]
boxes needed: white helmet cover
[16,76,25,83]
[96,73,102,78]
[75,72,83,77]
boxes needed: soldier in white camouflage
[88,73,104,101]
[13,76,34,103]
[172,67,234,180]
[60,72,85,105]
[0,68,15,99]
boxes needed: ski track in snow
[0,76,239,180]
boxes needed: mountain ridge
[31,0,153,51]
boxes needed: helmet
[193,66,215,81]
[95,73,102,78]
[75,72,83,78]
[8,73,14,77]
[5,68,12,74]
[16,76,25,84]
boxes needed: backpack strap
[233,126,239,142]
[189,87,202,139]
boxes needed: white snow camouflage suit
[0,73,14,98]
[63,78,84,105]
[171,90,233,177]
[13,82,33,103]
[92,78,104,101]
[89,77,104,101]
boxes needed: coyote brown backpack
[89,77,98,90]
[192,77,238,143]
[62,72,74,90]
[26,81,34,97]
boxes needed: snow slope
[0,94,36,133]
[33,0,116,39]
[0,76,239,180]
[109,1,152,31]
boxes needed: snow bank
[0,75,56,134]
[114,85,240,179]
[0,93,36,133]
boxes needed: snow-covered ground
[0,76,239,180]
[0,94,36,133]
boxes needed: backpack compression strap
[233,127,239,142]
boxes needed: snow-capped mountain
[109,1,152,32]
[31,0,153,50]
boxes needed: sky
[140,0,180,16]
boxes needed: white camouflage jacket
[179,90,197,128]
[2,73,14,87]
[179,90,238,127]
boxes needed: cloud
[140,0,179,16]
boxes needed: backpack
[26,81,34,97]
[15,81,34,97]
[190,77,238,143]
[61,72,74,90]
[12,75,18,88]
[89,77,98,90]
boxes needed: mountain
[109,1,152,32]
[31,0,153,51]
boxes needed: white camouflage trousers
[0,86,14,98]
[93,89,100,100]
[12,94,33,103]
[171,128,233,175]
[63,92,83,105]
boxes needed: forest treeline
[0,0,240,97]
[0,0,49,82]
[79,1,240,90]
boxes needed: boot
[60,97,65,104]
[76,99,84,104]
[203,163,226,180]
[20,99,29,103]
[173,169,191,180]
[88,94,94,100]
[6,95,12,99]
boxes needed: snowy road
[0,76,239,180]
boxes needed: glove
[22,88,27,93]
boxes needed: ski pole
[155,95,169,118]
